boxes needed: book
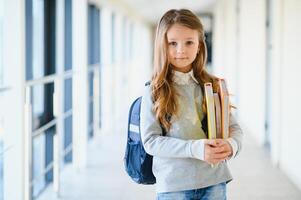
[204,83,216,139]
[204,80,230,167]
[218,79,230,139]
[213,93,222,139]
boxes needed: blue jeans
[156,182,227,200]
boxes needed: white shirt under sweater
[140,70,243,193]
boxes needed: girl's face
[166,23,199,73]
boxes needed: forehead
[166,23,198,40]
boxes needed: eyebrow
[168,37,195,41]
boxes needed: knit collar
[172,69,199,85]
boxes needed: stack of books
[204,79,230,140]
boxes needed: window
[198,14,213,66]
[64,0,73,162]
[88,5,100,138]
[26,0,56,197]
[88,5,100,65]
[0,0,4,199]
[0,0,3,86]
[26,0,45,80]
[65,0,72,71]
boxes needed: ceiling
[119,0,218,25]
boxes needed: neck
[172,65,192,73]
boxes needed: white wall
[214,0,266,144]
[213,0,301,191]
[2,0,26,199]
[100,6,114,134]
[275,0,301,190]
[237,0,266,145]
[99,1,153,135]
[212,0,239,105]
[128,22,152,101]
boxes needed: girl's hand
[204,139,233,164]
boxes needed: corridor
[1,0,301,199]
[38,129,301,200]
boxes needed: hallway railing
[24,65,100,200]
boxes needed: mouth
[175,57,188,60]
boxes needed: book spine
[204,83,216,139]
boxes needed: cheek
[189,48,198,57]
[168,48,175,58]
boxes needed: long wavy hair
[151,9,220,131]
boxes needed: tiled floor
[38,129,301,200]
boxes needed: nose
[176,43,185,54]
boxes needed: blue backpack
[124,83,156,184]
[123,83,209,184]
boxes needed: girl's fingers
[204,139,227,147]
[206,144,228,154]
[205,151,231,164]
[211,151,231,160]
[204,139,218,146]
[208,152,231,164]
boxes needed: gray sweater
[140,70,243,193]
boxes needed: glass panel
[95,9,100,63]
[205,32,212,64]
[32,0,45,80]
[64,115,72,162]
[88,5,100,65]
[88,72,94,138]
[87,5,100,130]
[45,127,54,184]
[26,0,56,80]
[32,82,54,131]
[65,0,72,71]
[89,101,94,138]
[88,72,93,97]
[44,0,56,76]
[32,133,46,198]
[64,0,73,158]
[64,78,72,112]
[32,84,45,131]
[64,77,72,163]
[32,128,55,199]
[31,82,54,198]
[88,5,94,65]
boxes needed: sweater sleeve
[227,113,243,159]
[140,86,205,160]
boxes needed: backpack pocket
[125,141,142,177]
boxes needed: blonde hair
[151,9,219,132]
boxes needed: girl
[140,9,243,200]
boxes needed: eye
[186,41,194,45]
[168,41,177,46]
